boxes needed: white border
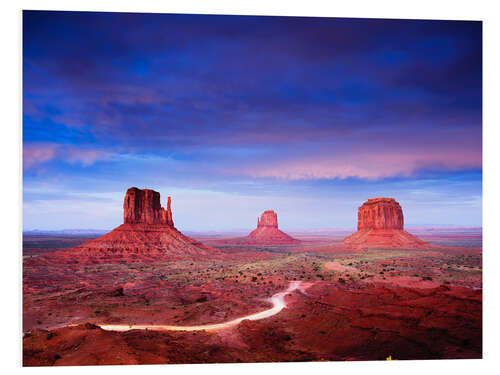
[3,1,499,374]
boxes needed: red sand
[22,194,481,365]
[23,279,481,365]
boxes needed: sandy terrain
[23,229,482,365]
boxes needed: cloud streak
[239,149,481,180]
[22,12,482,229]
[23,143,58,169]
[23,142,110,169]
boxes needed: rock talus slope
[43,187,219,263]
[343,198,427,250]
[221,210,300,245]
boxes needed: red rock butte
[342,198,427,250]
[221,210,300,245]
[44,187,219,263]
[123,187,174,226]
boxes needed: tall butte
[228,210,300,245]
[46,187,219,263]
[123,188,174,226]
[342,198,427,250]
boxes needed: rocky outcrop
[343,198,427,250]
[257,210,278,228]
[357,198,403,230]
[123,187,173,226]
[46,187,219,263]
[219,210,300,245]
[166,196,173,226]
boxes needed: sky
[23,11,482,231]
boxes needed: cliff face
[357,198,403,230]
[123,187,173,226]
[343,198,427,250]
[45,187,218,263]
[230,210,300,245]
[257,210,278,228]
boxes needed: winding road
[99,281,304,332]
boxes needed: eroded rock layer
[220,210,300,245]
[343,198,427,250]
[124,187,173,226]
[358,198,403,230]
[257,210,278,228]
[42,188,219,263]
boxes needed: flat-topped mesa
[123,187,173,226]
[358,197,403,230]
[257,210,278,228]
[342,197,427,250]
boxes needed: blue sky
[23,11,482,231]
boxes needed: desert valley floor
[23,227,482,366]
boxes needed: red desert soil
[23,279,481,365]
[22,193,481,365]
[23,235,482,365]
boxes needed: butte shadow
[37,187,222,263]
[342,198,428,250]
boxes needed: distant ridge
[24,229,109,236]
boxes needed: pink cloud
[237,148,482,180]
[23,144,58,169]
[23,143,109,169]
[64,148,109,166]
